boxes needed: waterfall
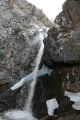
[24,39,44,113]
[3,28,53,120]
[4,28,50,120]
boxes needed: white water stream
[2,29,53,120]
[25,38,44,113]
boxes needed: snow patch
[65,91,80,110]
[65,91,80,102]
[72,101,80,110]
[46,98,59,116]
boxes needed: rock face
[43,0,80,65]
[33,1,80,119]
[36,0,80,119]
[1,0,80,119]
[0,0,50,89]
[0,0,51,112]
[32,71,65,118]
[43,0,80,91]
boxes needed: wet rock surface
[39,0,80,119]
[0,0,50,112]
[40,113,80,120]
[32,67,74,119]
[0,88,21,112]
[1,0,80,120]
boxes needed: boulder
[41,0,80,118]
[43,0,80,66]
[42,0,80,93]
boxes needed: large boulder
[42,0,80,93]
[43,0,80,66]
[40,0,80,118]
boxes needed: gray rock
[41,1,80,118]
[43,0,80,66]
[0,0,50,87]
[0,0,52,112]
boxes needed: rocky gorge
[0,0,80,120]
[0,0,51,117]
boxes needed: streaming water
[25,38,44,113]
[1,29,46,120]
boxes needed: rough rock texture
[1,0,80,120]
[0,0,50,89]
[39,0,80,119]
[0,89,21,112]
[43,0,80,65]
[43,0,80,91]
[39,113,80,120]
[0,0,51,112]
[32,67,74,119]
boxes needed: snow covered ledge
[11,65,53,90]
[65,91,80,110]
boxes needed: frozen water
[65,91,80,110]
[46,98,59,116]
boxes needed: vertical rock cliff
[0,0,51,112]
[37,0,80,119]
